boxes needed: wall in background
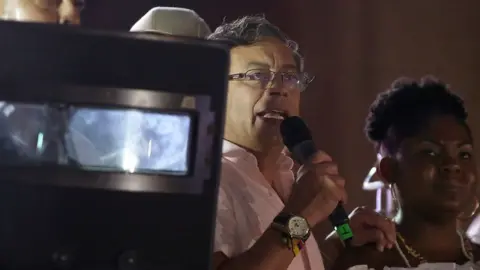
[82,0,480,234]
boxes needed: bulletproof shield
[0,21,229,270]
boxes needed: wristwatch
[272,212,311,242]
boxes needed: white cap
[130,7,211,38]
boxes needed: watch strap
[273,212,292,227]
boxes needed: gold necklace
[396,233,426,263]
[396,231,474,265]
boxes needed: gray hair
[208,15,305,72]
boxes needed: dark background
[82,0,480,234]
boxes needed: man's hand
[348,206,396,251]
[284,150,347,227]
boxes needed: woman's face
[385,114,477,220]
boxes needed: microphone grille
[280,116,313,151]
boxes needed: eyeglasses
[228,69,315,92]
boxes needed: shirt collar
[222,140,294,171]
[222,140,295,201]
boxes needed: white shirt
[467,215,480,245]
[348,261,480,270]
[214,140,324,270]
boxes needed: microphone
[280,116,353,245]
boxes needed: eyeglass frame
[228,69,315,92]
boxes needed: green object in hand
[335,223,353,241]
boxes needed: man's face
[224,37,301,152]
[2,0,84,25]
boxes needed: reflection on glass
[0,102,192,175]
[363,153,395,218]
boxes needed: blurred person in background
[1,0,84,25]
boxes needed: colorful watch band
[282,234,305,257]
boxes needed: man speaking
[208,15,396,270]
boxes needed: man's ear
[377,157,398,185]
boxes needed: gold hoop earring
[458,196,479,220]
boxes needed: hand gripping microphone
[280,116,353,245]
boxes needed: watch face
[288,216,310,238]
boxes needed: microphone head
[280,116,313,152]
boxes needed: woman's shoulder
[331,243,398,270]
